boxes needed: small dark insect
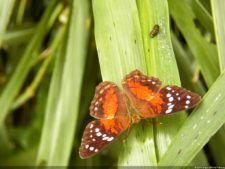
[150,24,160,38]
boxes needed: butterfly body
[79,70,201,159]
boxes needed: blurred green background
[0,0,225,167]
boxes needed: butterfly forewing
[142,85,201,117]
[158,85,201,114]
[122,70,162,106]
[90,81,126,119]
[79,117,130,159]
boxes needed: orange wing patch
[126,81,153,101]
[122,70,162,103]
[90,81,124,119]
[148,93,164,114]
[102,88,118,118]
[99,117,131,135]
[100,119,121,134]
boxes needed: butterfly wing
[122,70,162,109]
[133,85,201,118]
[79,117,131,159]
[145,85,201,117]
[122,70,201,118]
[90,81,126,119]
[80,81,130,158]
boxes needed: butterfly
[79,70,201,159]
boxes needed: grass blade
[0,0,58,127]
[168,0,219,87]
[159,72,225,166]
[191,0,214,36]
[211,0,225,71]
[37,0,92,165]
[0,0,16,46]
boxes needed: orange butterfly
[79,70,201,158]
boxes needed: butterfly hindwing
[90,81,126,119]
[79,117,130,159]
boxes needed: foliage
[0,0,224,167]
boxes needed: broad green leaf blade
[0,0,58,127]
[37,0,92,165]
[211,0,225,72]
[138,0,180,84]
[159,72,225,166]
[0,0,16,46]
[93,0,146,84]
[137,0,187,160]
[93,0,155,165]
[93,0,186,165]
[168,0,219,87]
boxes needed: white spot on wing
[96,132,102,136]
[94,107,98,111]
[107,137,114,141]
[166,93,171,97]
[95,128,100,132]
[165,109,172,114]
[187,95,191,99]
[185,105,189,109]
[186,100,190,104]
[169,97,174,102]
[166,87,172,90]
[95,149,98,152]
[168,104,174,109]
[89,147,94,151]
[85,145,89,149]
[102,137,109,140]
[90,124,93,129]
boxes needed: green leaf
[168,0,219,87]
[0,0,58,127]
[93,0,186,165]
[0,0,16,46]
[36,0,92,165]
[211,0,225,71]
[191,0,214,36]
[159,72,225,166]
